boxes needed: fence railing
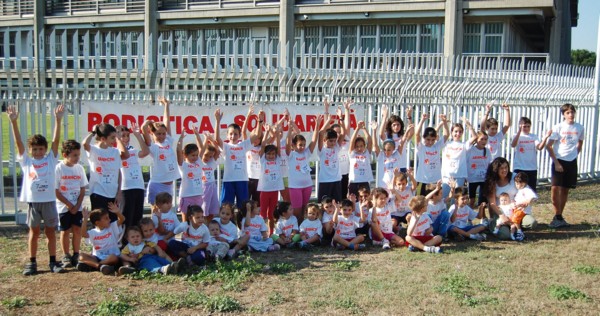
[45,0,146,15]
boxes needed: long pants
[167,239,205,265]
[138,254,170,273]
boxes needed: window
[399,25,417,52]
[420,24,440,53]
[322,26,338,51]
[360,25,377,51]
[484,23,503,53]
[462,22,504,53]
[305,26,319,53]
[340,26,356,52]
[380,25,397,52]
[268,27,279,53]
[236,28,250,54]
[463,23,481,53]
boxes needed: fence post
[591,16,600,177]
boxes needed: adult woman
[483,157,537,240]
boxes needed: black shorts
[59,211,83,231]
[551,159,578,189]
[392,214,409,225]
[468,182,486,205]
[355,223,370,236]
[90,193,117,222]
[318,181,342,202]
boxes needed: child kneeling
[405,196,442,253]
[119,226,184,276]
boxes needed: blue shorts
[449,224,483,232]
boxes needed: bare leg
[61,229,71,256]
[45,226,57,257]
[28,226,41,259]
[72,226,82,254]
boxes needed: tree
[571,49,596,67]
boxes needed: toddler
[298,203,323,249]
[332,199,366,250]
[241,200,280,252]
[119,226,184,276]
[271,201,301,248]
[405,196,443,253]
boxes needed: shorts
[374,232,397,242]
[289,186,312,209]
[179,195,204,215]
[449,224,483,232]
[407,235,441,247]
[318,181,342,202]
[147,181,173,205]
[27,202,58,228]
[355,223,370,236]
[468,182,486,204]
[551,159,578,189]
[201,182,220,216]
[90,193,117,222]
[59,211,83,231]
[511,209,526,225]
[248,178,260,205]
[392,214,409,225]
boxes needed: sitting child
[370,187,405,250]
[207,221,231,261]
[119,226,184,275]
[448,188,487,241]
[139,217,171,260]
[241,200,280,252]
[214,203,250,259]
[152,192,181,247]
[424,181,451,237]
[320,196,335,245]
[271,201,301,248]
[405,196,443,253]
[168,205,210,266]
[298,203,323,249]
[332,199,366,250]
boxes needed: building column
[144,0,158,80]
[279,0,295,100]
[549,0,572,64]
[443,0,463,57]
[33,0,45,89]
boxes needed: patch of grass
[572,265,600,275]
[205,295,242,313]
[548,285,589,301]
[268,262,296,274]
[183,255,264,290]
[268,292,284,306]
[334,297,362,314]
[332,260,361,271]
[436,274,498,307]
[126,269,177,283]
[148,290,206,310]
[89,297,135,316]
[1,296,28,309]
[310,299,328,308]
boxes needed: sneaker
[372,240,383,246]
[514,231,525,241]
[286,242,296,249]
[475,233,486,241]
[267,244,281,252]
[335,244,345,250]
[481,218,489,227]
[117,266,136,276]
[71,255,79,267]
[61,254,73,268]
[382,240,391,250]
[23,262,37,276]
[356,244,366,250]
[492,227,500,235]
[549,218,570,228]
[100,264,115,276]
[49,262,66,273]
[433,247,443,254]
[163,262,178,275]
[76,262,94,272]
[480,233,487,241]
[175,258,187,271]
[407,245,416,252]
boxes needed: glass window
[380,25,397,52]
[294,27,302,54]
[463,23,481,53]
[360,25,376,51]
[399,24,417,52]
[420,24,439,53]
[341,26,356,52]
[322,26,338,51]
[484,22,503,53]
[0,32,4,58]
[236,28,250,54]
[305,26,319,53]
[268,27,279,53]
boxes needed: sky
[571,0,600,52]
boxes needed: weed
[184,255,264,290]
[548,285,589,301]
[310,299,328,308]
[269,262,296,274]
[204,295,242,313]
[126,269,177,283]
[268,292,284,306]
[436,274,498,307]
[89,298,134,316]
[332,260,361,271]
[149,291,206,310]
[1,296,28,309]
[572,265,600,275]
[335,297,362,314]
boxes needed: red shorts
[406,235,441,247]
[374,232,397,242]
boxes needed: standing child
[448,188,487,241]
[405,196,443,253]
[258,124,284,233]
[78,203,125,275]
[466,131,492,208]
[481,102,511,159]
[176,128,205,222]
[286,119,318,221]
[141,97,180,205]
[55,140,88,268]
[511,117,552,192]
[118,226,184,276]
[332,199,367,250]
[441,119,476,199]
[370,188,405,250]
[374,135,403,189]
[244,107,265,205]
[424,181,451,237]
[379,104,413,173]
[347,121,374,196]
[414,113,449,196]
[214,203,250,259]
[271,201,301,248]
[151,192,181,249]
[199,135,221,221]
[169,205,210,266]
[7,104,65,275]
[241,200,280,252]
[207,221,232,261]
[298,203,323,249]
[317,114,345,202]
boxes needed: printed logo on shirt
[187,172,194,179]
[60,185,68,191]
[94,232,112,241]
[95,166,103,174]
[97,157,115,162]
[159,154,166,161]
[61,175,81,180]
[33,162,49,169]
[122,161,129,167]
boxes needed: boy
[448,188,487,241]
[480,102,511,159]
[332,199,366,250]
[317,114,345,202]
[78,203,125,275]
[7,104,65,275]
[493,192,523,241]
[207,221,231,261]
[55,140,88,268]
[405,196,442,253]
[546,103,585,228]
[513,172,539,232]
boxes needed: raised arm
[241,104,254,141]
[131,123,150,158]
[108,201,126,226]
[214,109,223,148]
[348,121,365,153]
[258,124,271,157]
[440,114,450,143]
[193,126,205,157]
[82,125,96,153]
[415,113,429,144]
[51,104,65,157]
[536,129,552,151]
[462,118,477,144]
[309,115,322,153]
[115,132,130,161]
[379,104,389,141]
[371,121,381,156]
[511,122,523,148]
[501,103,511,135]
[6,105,25,156]
[425,180,443,200]
[317,115,333,151]
[480,102,492,132]
[158,96,171,136]
[343,98,353,134]
[176,131,186,166]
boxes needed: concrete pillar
[144,0,158,79]
[443,0,463,57]
[33,0,46,88]
[279,0,295,69]
[549,0,572,64]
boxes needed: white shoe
[481,218,489,227]
[382,240,391,250]
[372,240,383,246]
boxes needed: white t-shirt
[411,215,433,237]
[87,220,123,258]
[353,202,368,228]
[87,145,121,198]
[55,162,88,214]
[241,216,268,238]
[415,139,444,184]
[426,201,446,222]
[466,145,492,183]
[449,204,478,228]
[514,186,538,215]
[322,211,333,225]
[499,204,514,218]
[199,158,217,184]
[178,160,204,198]
[148,135,180,182]
[144,232,160,244]
[151,210,181,241]
[550,121,585,162]
[335,215,360,239]
[18,151,59,203]
[278,138,289,178]
[299,219,323,238]
[214,217,240,242]
[349,150,374,183]
[287,150,313,189]
[392,134,409,169]
[318,145,342,183]
[274,215,299,237]
[487,131,504,160]
[372,204,394,234]
[513,133,540,171]
[495,174,518,202]
[174,222,211,247]
[376,150,402,188]
[246,144,262,179]
[222,139,251,182]
[339,141,350,176]
[257,157,284,192]
[394,187,413,217]
[441,140,468,180]
[120,146,145,190]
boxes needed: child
[139,217,171,259]
[379,104,413,173]
[116,124,149,228]
[176,128,205,222]
[241,200,280,252]
[83,123,129,222]
[169,205,210,266]
[214,203,250,259]
[347,121,374,196]
[200,134,221,222]
[414,113,449,196]
[7,104,65,275]
[207,221,231,261]
[374,136,403,189]
[141,97,180,205]
[424,181,451,237]
[258,124,284,233]
[271,201,301,248]
[327,98,352,199]
[151,192,181,246]
[513,172,539,234]
[511,117,552,192]
[493,193,523,241]
[55,140,88,268]
[286,120,318,221]
[448,188,487,241]
[352,186,372,237]
[298,203,323,249]
[78,203,125,275]
[391,170,417,233]
[317,114,344,202]
[481,102,511,159]
[466,131,491,208]
[370,188,405,250]
[332,199,366,250]
[118,226,184,276]
[320,196,335,245]
[405,196,443,253]
[441,119,476,199]
[243,106,265,206]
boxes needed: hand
[440,114,448,123]
[55,104,65,120]
[381,104,389,118]
[335,107,343,119]
[404,124,414,135]
[545,129,552,138]
[192,125,200,136]
[187,247,196,255]
[107,201,121,214]
[158,96,169,106]
[323,95,330,109]
[151,205,162,218]
[347,193,357,203]
[448,177,457,189]
[178,129,186,141]
[370,120,378,132]
[258,110,266,122]
[485,102,492,113]
[406,168,414,178]
[343,98,354,110]
[82,207,90,220]
[130,122,141,134]
[461,117,471,126]
[502,103,509,110]
[247,104,255,116]
[422,113,429,120]
[357,121,365,130]
[214,108,223,121]
[115,192,123,207]
[405,107,413,119]
[141,247,152,255]
[6,105,19,122]
[436,179,443,190]
[283,108,290,120]
[554,161,564,172]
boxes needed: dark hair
[451,123,464,133]
[560,103,576,115]
[149,122,167,133]
[422,127,437,139]
[484,157,512,199]
[325,129,338,141]
[485,118,499,129]
[89,208,108,225]
[94,123,117,141]
[208,220,221,228]
[519,117,532,125]
[115,125,131,133]
[453,187,467,198]
[292,134,306,145]
[321,196,333,205]
[264,144,278,155]
[126,226,142,237]
[514,172,528,184]
[139,217,154,227]
[340,199,354,208]
[385,115,405,138]
[155,192,173,206]
[274,201,291,220]
[183,143,199,156]
[61,139,81,156]
[27,134,48,149]
[371,187,389,199]
[358,186,373,209]
[186,204,204,223]
[227,123,241,133]
[240,199,258,223]
[353,136,366,147]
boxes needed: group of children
[7,97,584,276]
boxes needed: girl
[83,123,129,222]
[241,200,280,252]
[332,199,366,250]
[214,203,250,258]
[352,186,372,237]
[347,121,373,197]
[511,116,552,192]
[480,102,511,160]
[424,180,451,237]
[320,196,335,245]
[391,169,417,233]
[118,226,183,276]
[466,131,492,208]
[116,123,149,228]
[244,107,265,205]
[373,123,403,188]
[141,97,180,205]
[379,104,414,173]
[414,113,449,196]
[286,118,318,221]
[199,134,221,222]
[258,124,284,234]
[317,113,344,202]
[406,196,443,253]
[298,203,323,249]
[370,188,405,250]
[271,201,300,248]
[176,128,205,223]
[441,118,476,199]
[168,205,210,266]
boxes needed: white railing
[0,0,34,17]
[45,0,146,16]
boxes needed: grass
[548,285,590,301]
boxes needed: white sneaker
[372,240,383,246]
[481,218,489,227]
[492,227,500,235]
[382,240,391,250]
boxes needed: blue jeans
[167,239,206,265]
[221,181,249,209]
[138,254,170,273]
[431,211,451,236]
